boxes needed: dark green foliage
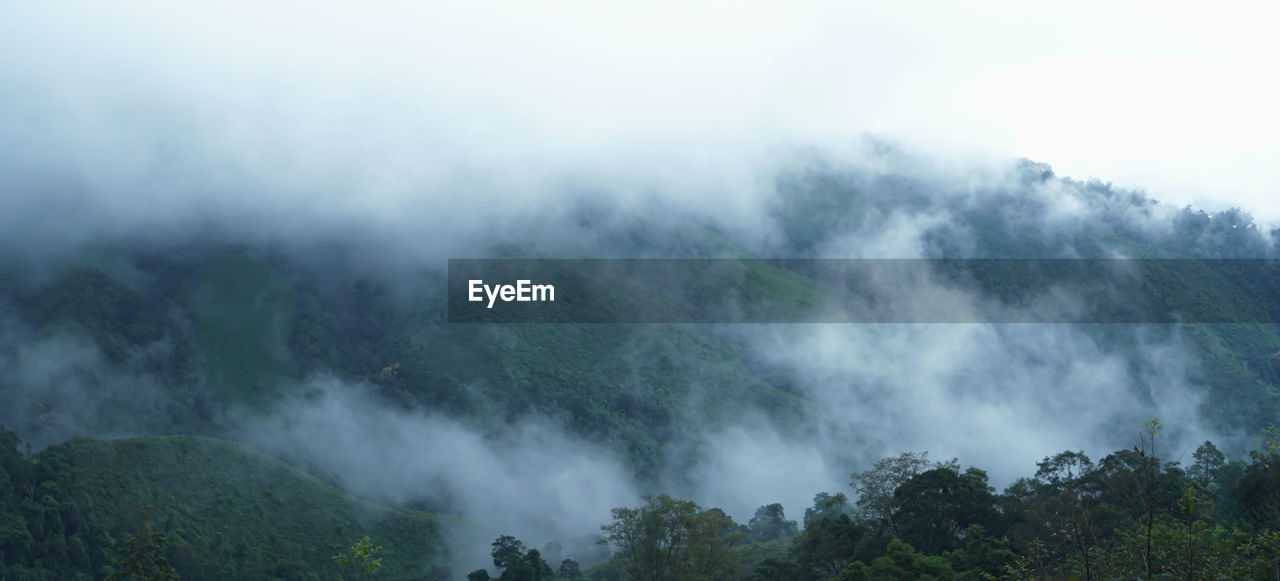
[941,525,1014,580]
[105,524,179,581]
[10,218,1280,476]
[790,512,883,580]
[803,492,854,525]
[748,557,796,581]
[747,503,798,543]
[1232,427,1280,531]
[32,268,165,363]
[890,467,998,555]
[837,541,954,581]
[1190,440,1227,488]
[503,548,554,581]
[492,535,526,570]
[0,425,112,580]
[0,427,444,580]
[733,538,791,579]
[562,424,1280,580]
[486,536,555,581]
[333,536,384,581]
[188,252,303,404]
[600,494,745,581]
[557,558,581,579]
[4,245,808,484]
[850,452,951,529]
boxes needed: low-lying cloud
[235,377,640,572]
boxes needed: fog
[234,378,639,571]
[2,2,1276,576]
[0,298,187,449]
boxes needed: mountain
[3,156,1280,578]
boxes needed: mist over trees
[4,1,1279,578]
[469,421,1280,580]
[4,147,1280,578]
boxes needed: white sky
[5,1,1279,221]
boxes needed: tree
[501,556,536,581]
[1031,451,1102,579]
[1083,418,1183,580]
[837,541,955,581]
[1189,441,1226,489]
[557,558,581,579]
[747,503,798,543]
[485,536,554,581]
[105,524,180,581]
[851,452,956,531]
[891,467,998,555]
[803,492,853,526]
[749,557,798,581]
[1135,418,1163,581]
[1150,488,1245,580]
[333,535,384,581]
[1034,450,1094,489]
[492,535,526,569]
[603,494,697,581]
[1231,426,1280,530]
[942,525,1015,580]
[790,512,878,581]
[602,494,743,581]
[516,548,554,581]
[686,507,744,580]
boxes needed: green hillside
[6,172,1280,578]
[0,430,447,580]
[189,252,303,404]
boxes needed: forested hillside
[3,157,1280,579]
[0,429,445,580]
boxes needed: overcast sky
[4,1,1277,221]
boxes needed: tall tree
[748,503,798,543]
[557,558,581,579]
[1189,441,1226,489]
[492,535,526,570]
[602,494,743,581]
[891,467,998,555]
[851,452,956,532]
[105,524,180,581]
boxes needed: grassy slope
[42,435,446,580]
